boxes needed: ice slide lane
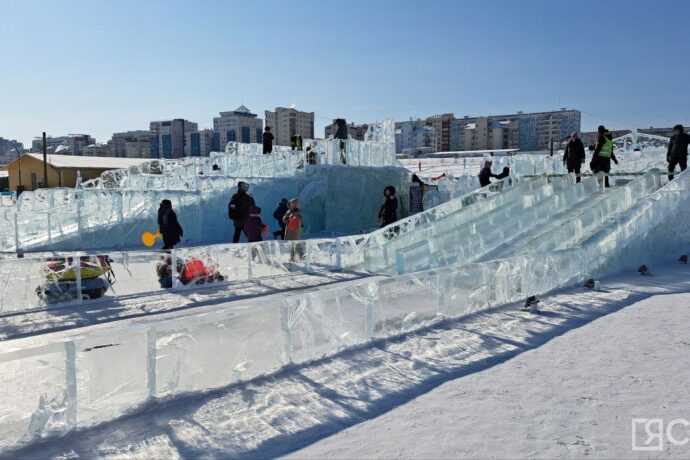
[481,170,661,261]
[0,268,370,342]
[8,263,690,459]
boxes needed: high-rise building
[413,109,581,152]
[149,119,198,159]
[110,130,151,158]
[395,120,436,154]
[324,120,369,141]
[425,113,454,152]
[213,105,263,150]
[31,134,96,155]
[264,107,315,146]
[0,138,23,166]
[185,129,215,157]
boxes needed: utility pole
[42,132,48,188]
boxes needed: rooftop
[3,153,150,170]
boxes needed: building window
[227,130,236,142]
[241,127,250,143]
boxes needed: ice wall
[3,165,409,253]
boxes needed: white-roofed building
[2,153,149,191]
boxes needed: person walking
[262,126,274,154]
[157,199,183,250]
[243,206,269,243]
[667,124,690,181]
[563,132,585,183]
[283,199,304,261]
[228,181,255,243]
[272,198,288,239]
[378,185,398,228]
[478,160,499,187]
[590,125,618,187]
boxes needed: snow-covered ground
[8,263,690,459]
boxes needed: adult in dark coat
[378,185,399,228]
[667,124,690,181]
[272,198,289,239]
[262,126,274,154]
[158,199,183,250]
[563,132,586,182]
[478,160,499,187]
[228,181,256,243]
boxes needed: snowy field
[7,263,690,459]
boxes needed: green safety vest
[599,136,613,158]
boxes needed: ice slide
[1,167,688,454]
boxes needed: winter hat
[249,206,261,214]
[279,198,288,205]
[160,199,172,208]
[384,185,396,196]
[597,125,606,134]
[484,160,493,168]
[238,181,249,191]
[288,198,300,207]
[673,124,684,133]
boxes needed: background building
[425,113,454,152]
[265,107,315,146]
[110,130,151,158]
[401,109,582,153]
[638,126,690,138]
[149,119,198,159]
[213,105,263,149]
[0,138,24,166]
[185,129,215,157]
[324,120,369,141]
[395,120,436,155]
[3,153,148,191]
[31,134,95,155]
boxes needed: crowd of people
[478,123,689,188]
[157,123,689,252]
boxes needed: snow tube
[44,255,112,282]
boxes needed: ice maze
[2,128,690,453]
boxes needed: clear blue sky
[1,0,688,146]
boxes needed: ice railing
[395,171,662,275]
[0,235,369,314]
[0,174,531,312]
[364,175,547,273]
[2,168,689,453]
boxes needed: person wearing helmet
[667,124,690,181]
[378,185,399,228]
[228,181,255,243]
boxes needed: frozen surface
[9,264,690,459]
